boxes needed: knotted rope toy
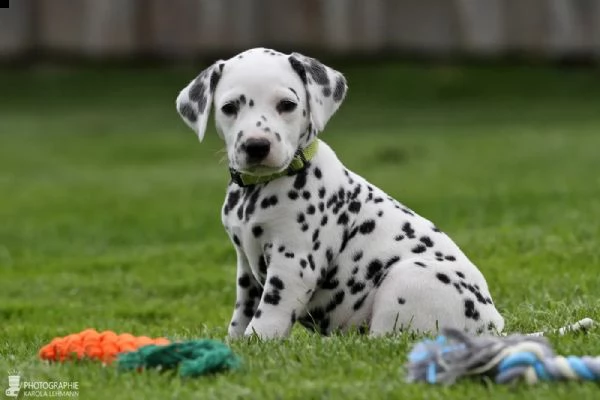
[39,329,240,377]
[407,318,597,385]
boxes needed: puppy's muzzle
[242,138,271,163]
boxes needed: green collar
[229,140,319,187]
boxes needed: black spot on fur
[289,56,307,84]
[385,255,401,269]
[326,248,333,263]
[397,297,406,305]
[456,271,465,279]
[350,281,365,294]
[294,170,307,189]
[312,229,320,242]
[352,251,363,262]
[337,212,349,225]
[401,208,414,216]
[414,261,426,268]
[243,189,261,222]
[453,282,463,294]
[238,274,251,288]
[359,220,376,234]
[366,260,383,281]
[258,256,267,274]
[353,294,368,311]
[288,190,299,200]
[420,236,434,247]
[249,286,262,299]
[321,266,339,290]
[348,201,361,214]
[464,299,479,320]
[333,76,346,101]
[326,290,345,312]
[269,276,285,290]
[308,60,329,85]
[178,103,197,122]
[243,301,255,318]
[308,254,316,270]
[264,292,281,305]
[209,69,221,93]
[254,309,262,318]
[445,255,456,261]
[402,222,416,239]
[260,195,278,209]
[252,225,264,237]
[340,226,359,253]
[320,215,328,226]
[318,187,326,199]
[436,273,451,284]
[411,244,427,254]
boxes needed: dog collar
[229,140,319,187]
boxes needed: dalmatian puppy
[176,48,505,339]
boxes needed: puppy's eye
[276,100,297,114]
[221,102,238,116]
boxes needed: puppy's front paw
[244,319,289,339]
[227,321,247,339]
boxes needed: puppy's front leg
[228,250,262,338]
[244,252,318,339]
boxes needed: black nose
[243,138,271,162]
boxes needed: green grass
[1,63,599,399]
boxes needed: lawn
[0,63,599,399]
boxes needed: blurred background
[1,0,599,339]
[2,0,600,61]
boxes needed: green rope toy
[117,339,241,377]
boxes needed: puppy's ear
[176,61,225,142]
[288,53,347,132]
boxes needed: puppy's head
[176,48,347,176]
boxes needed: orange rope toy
[39,328,170,364]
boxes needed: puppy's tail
[514,317,595,337]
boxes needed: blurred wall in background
[2,0,600,62]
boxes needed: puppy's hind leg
[369,259,504,336]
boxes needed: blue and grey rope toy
[407,318,597,385]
